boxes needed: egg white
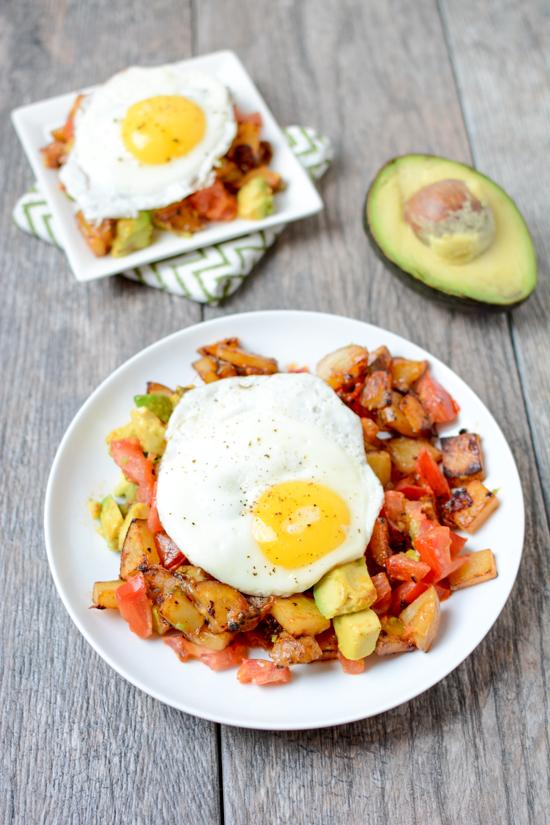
[59,64,237,220]
[156,374,383,596]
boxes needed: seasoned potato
[441,433,485,481]
[189,580,250,634]
[151,606,171,636]
[192,355,220,383]
[270,632,323,666]
[92,580,123,609]
[360,371,392,410]
[442,481,499,533]
[366,450,392,487]
[367,345,392,373]
[361,417,380,446]
[387,437,441,475]
[378,392,430,436]
[316,344,368,383]
[399,393,431,435]
[270,595,330,636]
[146,381,175,396]
[400,586,440,652]
[202,341,278,374]
[449,549,497,590]
[159,589,204,634]
[390,358,427,392]
[375,616,414,655]
[194,629,235,650]
[119,519,160,580]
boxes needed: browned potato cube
[378,392,430,437]
[441,433,485,481]
[400,586,440,652]
[387,437,441,475]
[361,417,380,446]
[360,371,392,410]
[92,580,123,609]
[376,616,415,655]
[442,481,499,533]
[400,393,431,435]
[366,451,392,487]
[449,549,497,590]
[120,519,160,580]
[192,355,221,383]
[147,381,176,396]
[189,580,250,634]
[316,344,369,383]
[391,358,427,392]
[368,345,392,372]
[159,589,204,634]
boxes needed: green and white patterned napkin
[13,125,332,304]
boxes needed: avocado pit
[404,178,495,264]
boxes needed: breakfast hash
[41,65,282,258]
[89,338,499,686]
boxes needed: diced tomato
[417,449,451,499]
[233,106,263,127]
[237,659,292,686]
[368,517,392,567]
[115,572,153,639]
[338,651,366,674]
[391,580,428,614]
[155,532,186,571]
[189,180,237,221]
[434,582,451,602]
[413,519,467,582]
[165,636,248,671]
[415,370,460,425]
[449,531,468,557]
[395,477,432,500]
[147,481,163,533]
[371,572,392,615]
[110,438,156,504]
[386,553,431,583]
[383,490,407,532]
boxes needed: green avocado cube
[333,608,381,660]
[111,211,153,258]
[314,557,377,618]
[99,495,124,550]
[237,177,274,220]
[134,393,174,423]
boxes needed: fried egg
[156,374,383,596]
[59,64,237,220]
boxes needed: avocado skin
[363,155,536,312]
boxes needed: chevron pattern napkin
[14,126,332,304]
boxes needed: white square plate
[12,51,323,282]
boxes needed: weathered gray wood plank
[197,1,550,823]
[439,0,550,518]
[0,3,220,825]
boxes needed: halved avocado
[364,154,537,310]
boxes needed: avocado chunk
[237,177,274,220]
[111,211,153,257]
[134,393,174,423]
[365,154,537,309]
[314,558,377,618]
[113,475,137,503]
[333,608,381,660]
[99,495,124,550]
[107,407,166,456]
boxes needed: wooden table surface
[2,2,549,823]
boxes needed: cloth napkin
[13,126,332,304]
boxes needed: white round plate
[44,310,524,730]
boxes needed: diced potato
[118,502,150,550]
[366,450,392,486]
[378,392,429,436]
[368,345,392,372]
[189,580,250,634]
[119,519,160,580]
[316,344,368,382]
[75,211,115,257]
[387,437,441,475]
[175,564,210,583]
[92,580,123,609]
[400,586,440,652]
[159,589,204,634]
[201,342,278,375]
[270,595,330,636]
[391,358,427,392]
[449,549,497,590]
[441,433,485,481]
[146,381,175,396]
[361,417,380,446]
[193,355,221,383]
[194,629,235,650]
[152,605,171,635]
[375,617,415,655]
[360,371,392,410]
[270,632,323,666]
[442,480,499,533]
[399,393,431,435]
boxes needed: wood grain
[0,3,219,825]
[197,1,550,823]
[1,1,549,824]
[439,0,550,518]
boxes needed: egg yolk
[121,95,206,165]
[252,481,351,569]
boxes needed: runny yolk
[252,481,350,569]
[121,95,206,164]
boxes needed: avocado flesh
[366,154,537,308]
[314,558,377,618]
